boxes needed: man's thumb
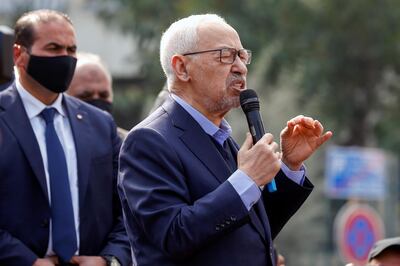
[239,132,253,152]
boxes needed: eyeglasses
[183,48,252,65]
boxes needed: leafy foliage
[99,0,400,153]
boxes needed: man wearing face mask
[0,9,131,266]
[67,52,128,140]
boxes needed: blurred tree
[98,0,400,152]
[273,0,400,149]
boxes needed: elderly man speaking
[118,14,332,266]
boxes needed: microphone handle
[245,110,277,192]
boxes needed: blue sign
[325,146,386,200]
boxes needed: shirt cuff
[228,169,261,211]
[280,160,306,185]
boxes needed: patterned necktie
[41,108,77,263]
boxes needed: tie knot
[41,108,57,124]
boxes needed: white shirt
[15,79,80,256]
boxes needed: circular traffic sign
[334,202,384,265]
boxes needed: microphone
[240,89,277,192]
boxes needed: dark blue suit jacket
[118,96,313,266]
[0,85,131,265]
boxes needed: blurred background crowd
[1,0,399,265]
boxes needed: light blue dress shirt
[171,94,306,210]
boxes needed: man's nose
[231,55,248,76]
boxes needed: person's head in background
[367,237,400,266]
[67,52,113,113]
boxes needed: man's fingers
[317,131,333,146]
[270,141,279,152]
[259,133,274,144]
[288,115,316,130]
[70,256,82,263]
[313,120,324,136]
[239,132,253,152]
[289,115,304,123]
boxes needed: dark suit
[0,84,131,265]
[118,96,313,266]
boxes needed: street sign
[325,146,387,200]
[335,203,384,265]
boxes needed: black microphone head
[240,89,259,112]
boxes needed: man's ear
[13,44,28,69]
[172,55,190,82]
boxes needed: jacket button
[41,219,49,227]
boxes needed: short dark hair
[14,9,73,49]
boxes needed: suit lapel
[164,97,232,183]
[248,207,268,244]
[0,85,49,199]
[63,96,92,210]
[256,199,272,238]
[180,130,232,183]
[256,199,276,264]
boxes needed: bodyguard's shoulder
[64,94,114,121]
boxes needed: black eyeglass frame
[182,47,252,65]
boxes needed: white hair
[159,14,227,90]
[75,52,112,84]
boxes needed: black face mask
[85,99,113,113]
[27,54,77,93]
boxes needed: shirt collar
[171,93,231,145]
[15,77,66,119]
